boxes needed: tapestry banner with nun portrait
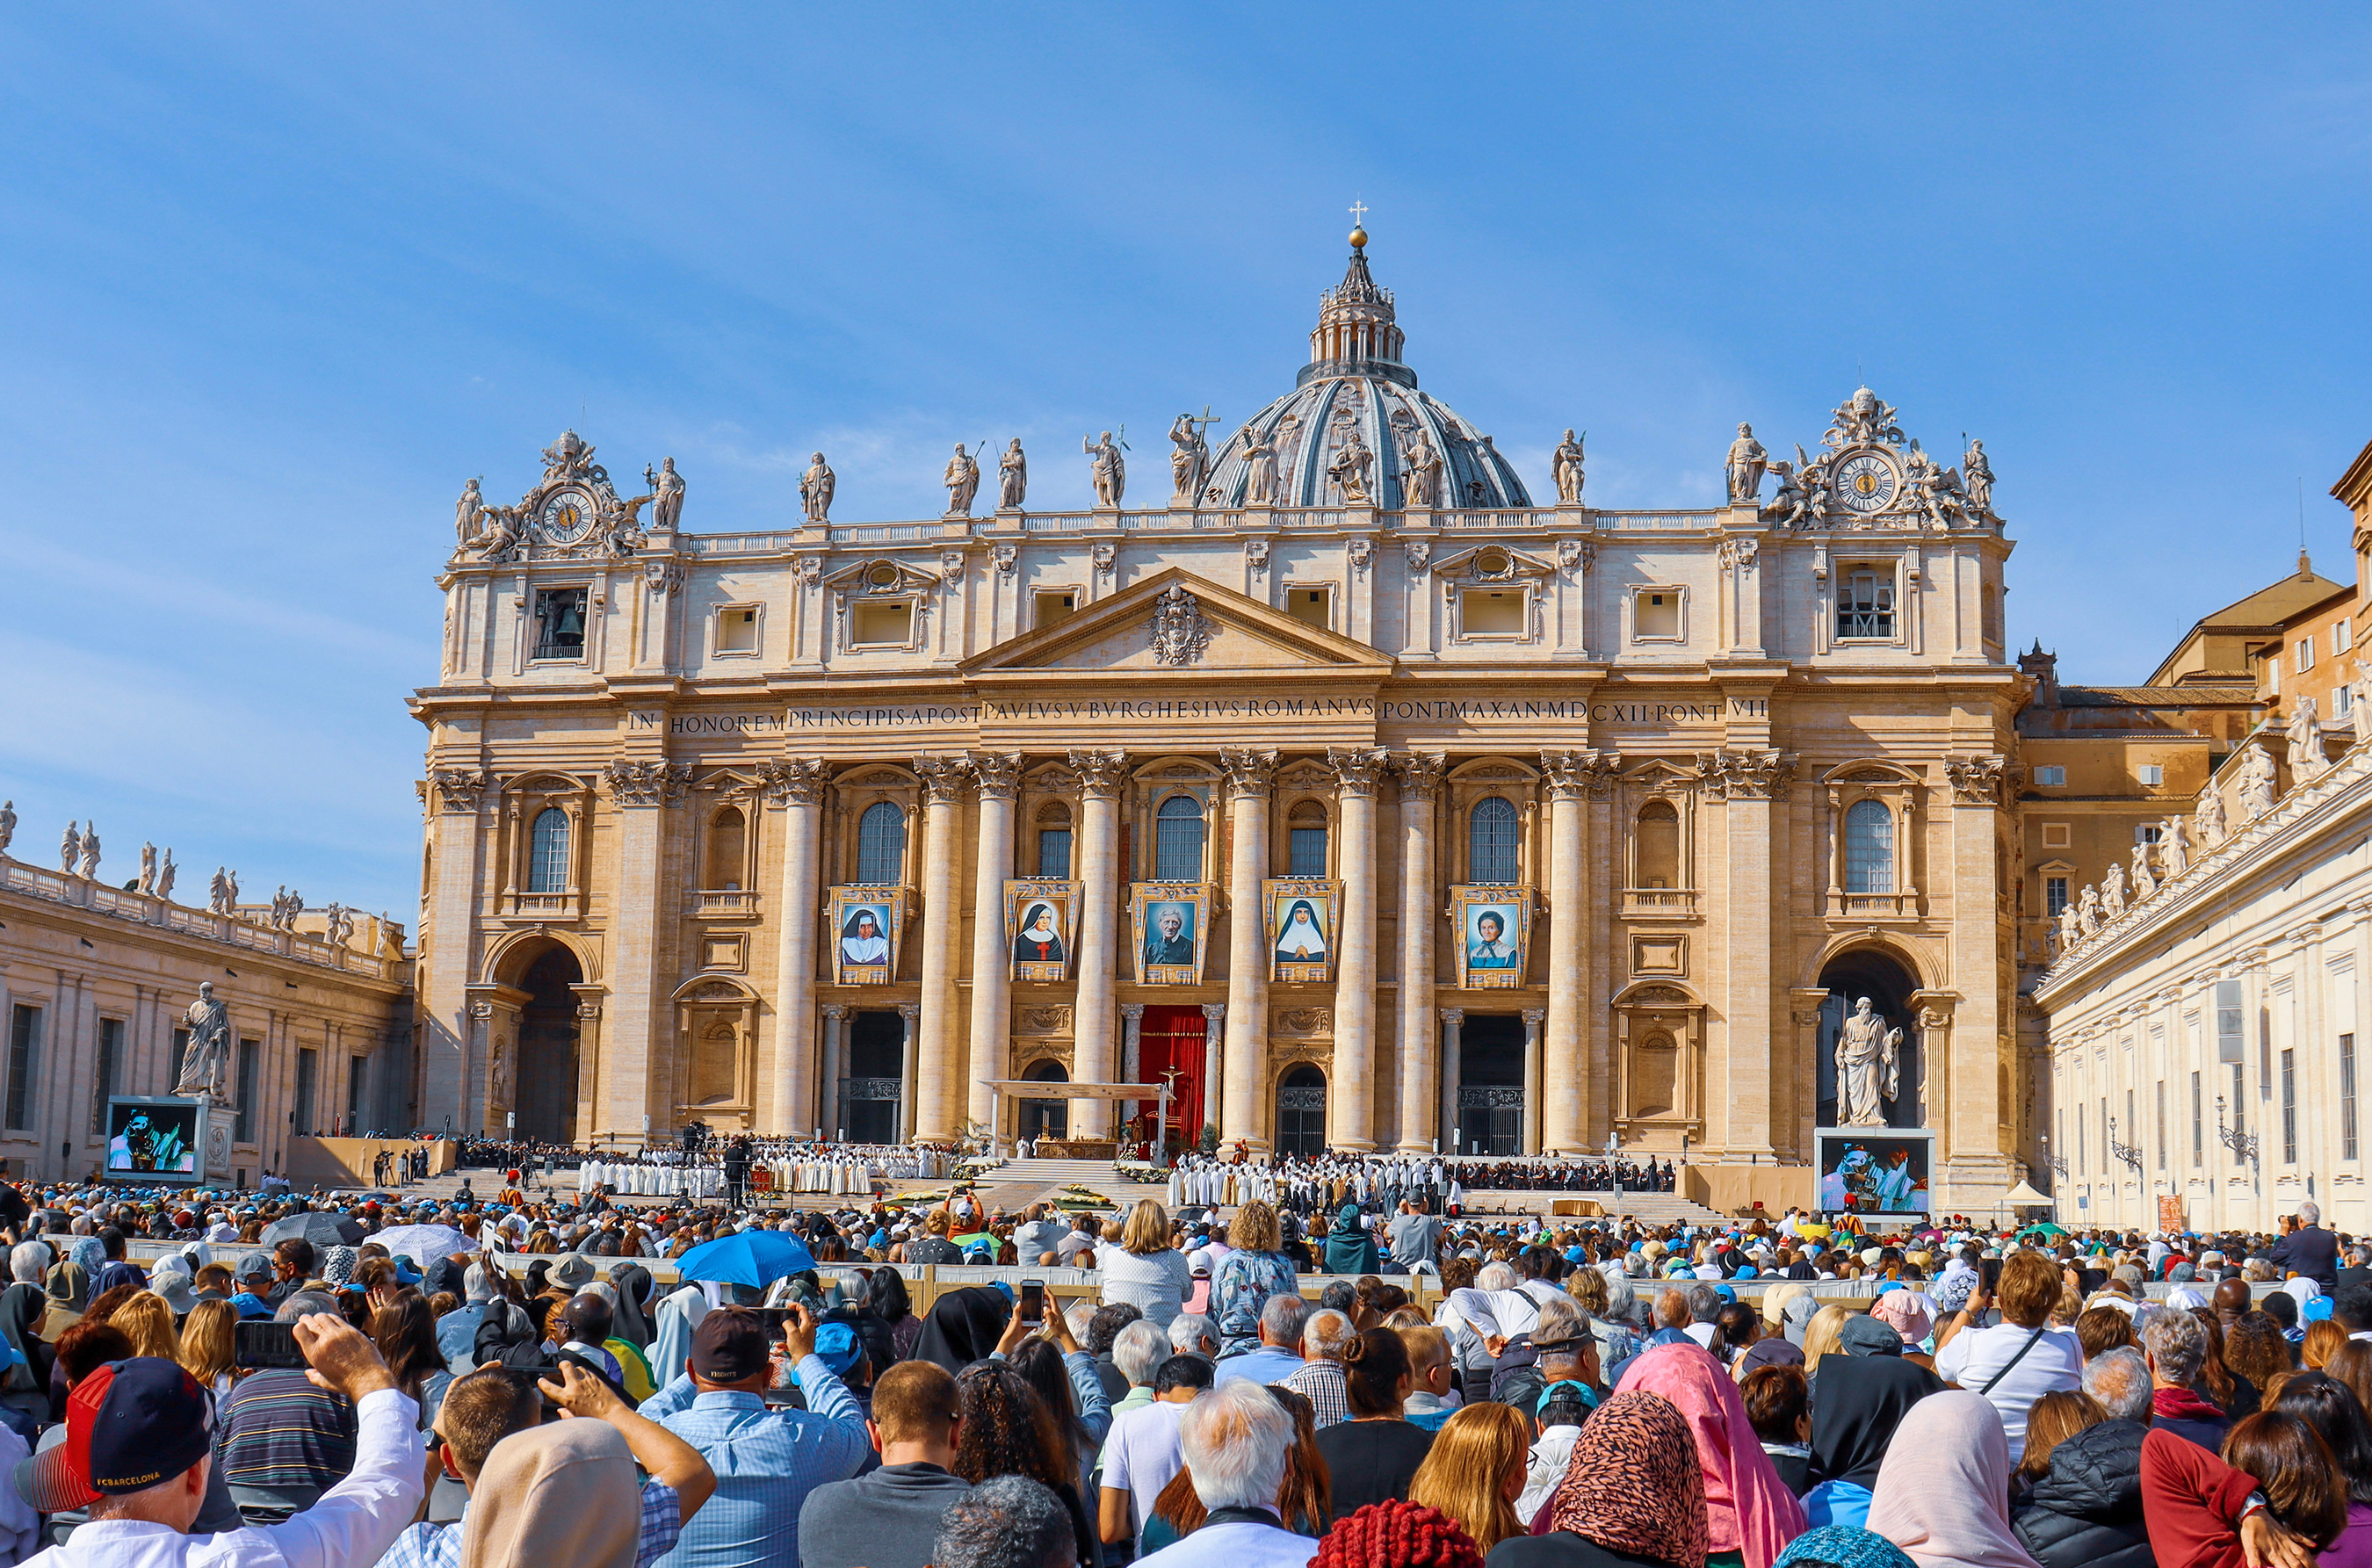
[1128,881,1212,985]
[1449,885,1532,990]
[1004,878,1081,982]
[827,885,909,986]
[1264,878,1341,985]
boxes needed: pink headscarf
[1864,1389,2042,1568]
[1613,1342,1806,1568]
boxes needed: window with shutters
[1836,567,1896,639]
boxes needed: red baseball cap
[20,1358,215,1511]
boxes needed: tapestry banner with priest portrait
[1005,879,1081,982]
[827,885,910,986]
[1129,882,1212,985]
[1449,885,1532,990]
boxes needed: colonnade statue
[175,981,234,1105]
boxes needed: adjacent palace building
[414,228,2027,1212]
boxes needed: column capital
[1522,1008,1546,1025]
[820,1003,850,1021]
[1439,1007,1464,1025]
[1201,1003,1227,1022]
[970,751,1025,799]
[756,757,830,806]
[912,755,973,804]
[1121,1002,1145,1022]
[1392,751,1448,798]
[1220,747,1279,796]
[1327,746,1390,797]
[895,1002,921,1022]
[1540,749,1618,801]
[1068,748,1131,798]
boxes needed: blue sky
[4,7,2368,921]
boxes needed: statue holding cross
[1169,408,1219,502]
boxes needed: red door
[1136,1006,1209,1148]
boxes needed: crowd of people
[1,1160,2370,1568]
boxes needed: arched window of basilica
[1844,798,1895,894]
[1633,800,1680,890]
[1468,797,1519,884]
[705,806,747,891]
[527,808,570,893]
[1287,801,1329,877]
[857,800,906,884]
[1155,794,1204,881]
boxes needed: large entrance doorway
[1135,1005,1209,1149]
[842,1009,907,1144]
[1018,1058,1069,1142]
[1816,950,1923,1128]
[1457,1014,1525,1154]
[516,945,582,1144]
[1276,1066,1327,1155]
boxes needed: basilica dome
[1197,232,1531,511]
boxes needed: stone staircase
[958,1156,1149,1213]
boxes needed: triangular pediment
[961,567,1393,678]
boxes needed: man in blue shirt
[642,1302,871,1568]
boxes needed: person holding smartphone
[1933,1251,2084,1449]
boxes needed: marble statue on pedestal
[998,439,1028,510]
[800,454,835,524]
[1084,431,1125,507]
[649,458,684,531]
[1963,439,1994,513]
[155,851,175,902]
[1725,423,1768,502]
[944,444,980,517]
[2195,783,2226,847]
[2239,746,2278,819]
[2289,698,2325,783]
[78,824,99,880]
[2160,816,2190,877]
[2129,840,2157,901]
[139,842,156,894]
[175,982,233,1104]
[60,821,79,875]
[0,800,13,857]
[1399,430,1440,507]
[1551,430,1586,504]
[1169,415,1210,502]
[1834,996,1903,1126]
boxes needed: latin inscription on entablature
[632,696,1767,734]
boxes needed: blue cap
[812,1322,862,1376]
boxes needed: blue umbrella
[671,1229,817,1288]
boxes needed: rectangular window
[2216,981,2245,1063]
[2035,768,2067,789]
[2339,618,2354,652]
[2137,765,2164,787]
[2297,636,2316,672]
[1631,588,1681,639]
[2192,1070,2203,1166]
[2347,1034,2361,1160]
[850,600,914,647]
[293,1048,318,1137]
[1284,587,1332,631]
[1465,589,1528,637]
[2282,1048,2298,1163]
[2078,1112,2086,1175]
[714,605,759,654]
[90,1017,123,1137]
[1289,827,1328,877]
[2045,877,2069,916]
[2101,1097,2109,1173]
[4,1006,39,1132]
[531,587,589,661]
[2136,824,2163,844]
[347,1057,368,1133]
[1836,568,1896,639]
[234,1039,259,1144]
[1033,590,1077,629]
[2338,686,2354,719]
[2157,1080,2166,1170]
[1036,828,1072,878]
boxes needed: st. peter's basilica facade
[414,228,2026,1210]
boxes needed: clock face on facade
[1833,452,1898,514]
[538,488,597,545]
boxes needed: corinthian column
[1540,751,1596,1153]
[1394,754,1446,1152]
[1328,747,1387,1151]
[1070,748,1130,1138]
[1219,748,1278,1146]
[913,755,973,1141]
[965,753,1023,1143]
[764,758,829,1137]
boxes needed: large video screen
[105,1099,201,1179]
[1814,1131,1932,1218]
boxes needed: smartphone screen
[1980,1258,2002,1294]
[753,1307,795,1340]
[1020,1280,1045,1326]
[235,1320,307,1370]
